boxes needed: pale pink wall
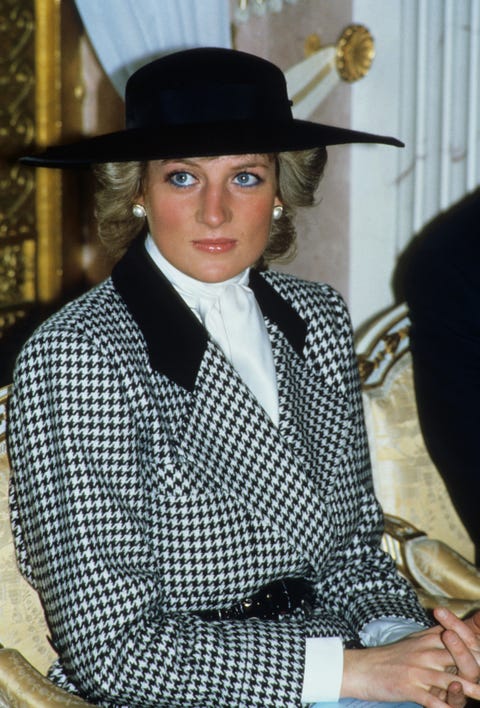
[232,0,354,301]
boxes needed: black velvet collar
[112,237,307,391]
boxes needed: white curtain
[349,0,480,328]
[74,0,232,96]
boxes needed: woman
[8,47,480,707]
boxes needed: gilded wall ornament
[0,242,35,306]
[336,24,375,83]
[0,0,66,345]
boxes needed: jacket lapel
[178,342,335,571]
[112,236,208,392]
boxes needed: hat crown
[125,47,293,129]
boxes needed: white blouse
[145,234,279,425]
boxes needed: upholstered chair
[356,304,480,616]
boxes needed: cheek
[148,200,187,236]
[247,192,274,221]
[249,200,274,238]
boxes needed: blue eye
[168,171,195,187]
[234,172,261,187]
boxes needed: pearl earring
[132,203,146,218]
[272,205,284,221]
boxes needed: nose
[196,184,232,227]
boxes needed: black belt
[197,577,315,622]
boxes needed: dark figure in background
[402,189,480,564]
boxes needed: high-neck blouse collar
[145,234,250,318]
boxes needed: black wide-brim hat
[21,47,403,168]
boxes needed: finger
[430,684,447,702]
[434,608,480,652]
[423,681,468,708]
[446,679,466,708]
[442,630,480,682]
[450,676,480,703]
[409,668,478,708]
[421,664,480,703]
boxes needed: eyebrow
[161,155,273,168]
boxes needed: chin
[199,272,236,284]
[190,264,247,284]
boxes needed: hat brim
[19,119,404,168]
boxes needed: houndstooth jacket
[8,238,428,707]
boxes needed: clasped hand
[429,607,480,707]
[342,607,480,707]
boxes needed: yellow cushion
[362,352,475,564]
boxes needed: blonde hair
[94,161,149,259]
[260,147,327,267]
[93,147,327,265]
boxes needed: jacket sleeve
[8,325,309,707]
[303,286,430,634]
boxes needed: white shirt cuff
[359,617,425,647]
[302,637,344,703]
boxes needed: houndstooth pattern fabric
[8,240,429,706]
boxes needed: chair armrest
[415,590,480,617]
[0,647,94,707]
[383,513,480,601]
[381,514,427,585]
[404,535,480,599]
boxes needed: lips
[192,239,236,254]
